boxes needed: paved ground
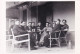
[6,42,75,54]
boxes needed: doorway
[38,2,53,28]
[38,3,47,28]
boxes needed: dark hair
[57,19,61,22]
[46,22,49,24]
[62,19,67,23]
[21,21,25,23]
[21,21,23,23]
[32,22,35,25]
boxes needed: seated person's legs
[30,32,37,50]
[44,34,50,47]
[37,32,41,42]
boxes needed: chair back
[51,31,61,38]
[55,31,61,38]
[11,29,15,42]
[60,30,68,37]
[10,29,30,51]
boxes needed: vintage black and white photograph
[6,1,75,53]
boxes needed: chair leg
[65,38,68,46]
[28,41,30,51]
[50,39,51,48]
[58,39,60,47]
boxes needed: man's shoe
[31,47,37,50]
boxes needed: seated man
[27,22,37,50]
[52,19,61,33]
[39,22,52,47]
[43,19,61,47]
[61,19,69,31]
[60,19,69,37]
[13,20,27,36]
[19,21,28,40]
[13,21,37,50]
[51,19,61,37]
[36,22,43,43]
[43,23,52,47]
[31,22,36,32]
[26,22,32,32]
[60,19,69,45]
[52,21,56,28]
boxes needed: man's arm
[52,24,60,31]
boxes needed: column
[19,6,23,22]
[26,6,31,26]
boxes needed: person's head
[53,21,56,27]
[28,22,31,26]
[38,22,41,26]
[48,23,51,27]
[11,20,15,25]
[46,22,49,27]
[20,21,26,26]
[15,20,20,25]
[32,22,35,26]
[52,23,56,27]
[56,19,61,24]
[62,19,67,25]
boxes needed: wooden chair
[49,31,61,48]
[6,30,13,46]
[59,30,68,46]
[11,29,30,51]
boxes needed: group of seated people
[8,19,69,50]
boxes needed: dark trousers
[44,35,50,47]
[30,32,36,48]
[37,32,41,42]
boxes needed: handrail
[6,35,12,36]
[14,34,29,38]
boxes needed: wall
[31,6,37,26]
[53,2,75,46]
[6,8,19,18]
[67,31,75,46]
[6,8,19,31]
[53,2,75,31]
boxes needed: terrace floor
[6,41,75,54]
